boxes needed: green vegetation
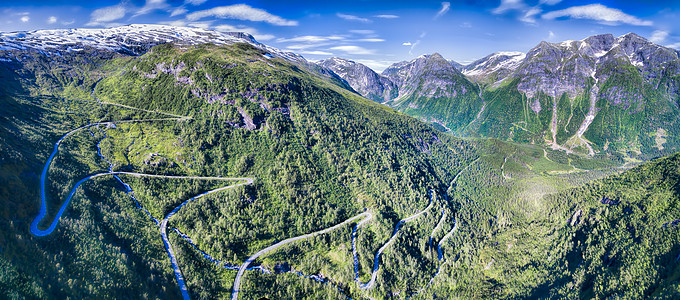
[2,41,680,300]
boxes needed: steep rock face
[507,33,680,100]
[382,53,483,133]
[316,57,397,102]
[383,53,474,100]
[462,51,526,84]
[466,33,680,158]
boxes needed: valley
[1,24,680,300]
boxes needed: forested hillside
[1,29,680,300]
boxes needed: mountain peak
[619,32,646,41]
[0,24,303,61]
[317,57,397,103]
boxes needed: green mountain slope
[0,42,480,299]
[1,26,680,300]
[382,53,483,134]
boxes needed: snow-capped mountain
[0,24,302,61]
[466,33,680,100]
[382,53,475,101]
[381,53,483,132]
[316,57,397,103]
[462,51,526,83]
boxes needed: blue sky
[1,0,679,71]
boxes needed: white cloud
[187,4,298,26]
[520,7,542,24]
[374,14,399,19]
[460,22,472,28]
[402,42,412,46]
[171,7,188,16]
[253,34,275,41]
[357,38,384,42]
[187,21,212,29]
[287,44,327,50]
[47,16,57,24]
[542,4,653,26]
[299,50,333,55]
[493,0,526,15]
[135,0,169,17]
[161,20,188,27]
[62,20,75,26]
[409,40,421,54]
[350,29,375,35]
[548,30,556,40]
[330,45,375,55]
[650,30,669,43]
[337,13,371,23]
[667,42,680,50]
[278,35,344,43]
[354,59,394,72]
[87,4,126,26]
[434,2,451,19]
[20,16,29,23]
[492,0,546,24]
[213,24,275,41]
[185,0,207,5]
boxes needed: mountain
[0,24,479,299]
[3,24,680,300]
[462,51,526,84]
[315,54,482,133]
[449,60,464,70]
[0,24,301,61]
[371,33,679,160]
[466,33,680,159]
[316,57,397,103]
[381,53,483,133]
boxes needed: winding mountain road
[32,100,473,299]
[160,177,253,300]
[231,211,373,300]
[353,190,435,290]
[30,110,253,300]
[31,118,216,236]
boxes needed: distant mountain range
[317,33,680,160]
[4,24,680,300]
[2,25,679,160]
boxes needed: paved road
[231,211,373,300]
[437,219,458,260]
[31,118,185,236]
[29,112,254,300]
[430,209,446,245]
[353,190,435,290]
[159,178,253,300]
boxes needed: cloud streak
[330,45,375,55]
[375,14,399,19]
[86,4,126,26]
[492,0,525,15]
[187,4,298,26]
[134,0,169,17]
[214,24,275,41]
[278,35,345,43]
[650,30,669,43]
[434,2,450,20]
[298,50,333,55]
[542,4,653,26]
[337,13,371,23]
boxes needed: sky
[1,0,680,71]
